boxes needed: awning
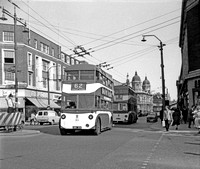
[0,98,24,109]
[27,98,60,109]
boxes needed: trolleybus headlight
[88,114,93,120]
[61,114,66,119]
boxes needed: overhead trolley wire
[28,24,73,53]
[28,20,154,48]
[109,36,179,63]
[87,16,180,53]
[23,7,180,48]
[19,0,180,53]
[18,0,181,64]
[81,8,181,46]
[19,0,77,49]
[104,36,179,65]
[19,0,180,57]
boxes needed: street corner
[0,129,40,137]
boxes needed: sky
[1,0,182,100]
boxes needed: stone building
[131,72,153,115]
[177,0,200,109]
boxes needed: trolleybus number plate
[73,126,82,129]
[71,83,86,90]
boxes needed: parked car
[146,112,158,122]
[36,110,60,125]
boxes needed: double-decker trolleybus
[113,85,138,124]
[59,63,114,135]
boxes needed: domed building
[142,76,151,93]
[132,71,142,92]
[130,72,153,116]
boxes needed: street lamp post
[13,6,18,113]
[141,35,166,114]
[0,3,28,112]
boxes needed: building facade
[0,23,80,121]
[131,72,153,115]
[177,0,200,109]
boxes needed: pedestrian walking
[171,107,181,130]
[163,106,173,131]
[30,112,36,125]
[182,106,188,124]
[5,93,15,113]
[193,105,200,133]
[188,105,195,128]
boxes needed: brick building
[177,0,200,109]
[0,23,80,121]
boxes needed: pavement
[151,119,199,134]
[0,128,40,136]
[0,122,40,136]
[0,120,199,137]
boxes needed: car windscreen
[44,112,48,116]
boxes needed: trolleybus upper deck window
[80,70,94,80]
[67,71,79,80]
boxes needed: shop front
[0,89,61,122]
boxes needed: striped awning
[27,98,60,109]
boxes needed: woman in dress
[188,105,195,128]
[171,107,181,130]
[193,105,200,133]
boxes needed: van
[36,110,60,125]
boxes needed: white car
[36,110,60,125]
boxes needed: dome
[143,76,150,85]
[132,71,141,82]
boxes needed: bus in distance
[59,63,114,135]
[113,85,138,124]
